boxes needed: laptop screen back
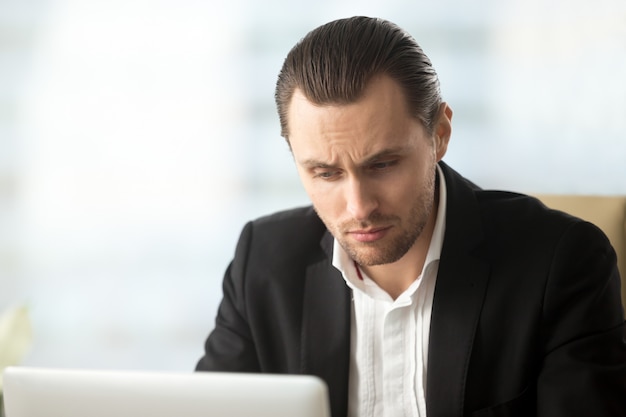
[2,367,331,417]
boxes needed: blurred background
[1,0,625,371]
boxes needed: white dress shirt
[332,166,447,417]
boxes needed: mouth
[347,226,391,243]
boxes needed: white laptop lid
[2,367,331,417]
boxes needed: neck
[360,227,433,300]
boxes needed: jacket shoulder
[475,190,591,234]
[250,205,327,244]
[234,205,330,271]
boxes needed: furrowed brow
[298,159,336,169]
[298,146,409,169]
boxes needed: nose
[345,177,378,221]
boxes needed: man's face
[287,75,450,266]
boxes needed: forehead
[286,76,427,162]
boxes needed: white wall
[1,0,625,371]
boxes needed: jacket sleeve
[195,221,261,373]
[537,220,626,416]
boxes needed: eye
[313,169,341,180]
[370,160,398,171]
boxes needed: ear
[434,103,453,161]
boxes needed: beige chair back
[535,195,626,308]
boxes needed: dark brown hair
[275,16,442,139]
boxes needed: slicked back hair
[275,16,442,140]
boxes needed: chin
[346,245,406,267]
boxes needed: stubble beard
[324,165,437,267]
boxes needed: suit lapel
[426,162,491,417]
[301,231,351,417]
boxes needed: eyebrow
[298,146,409,169]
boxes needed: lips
[348,226,390,243]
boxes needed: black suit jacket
[196,162,626,417]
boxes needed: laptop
[2,367,331,417]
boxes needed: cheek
[383,167,423,197]
[307,186,339,215]
[385,168,433,209]
[299,180,343,221]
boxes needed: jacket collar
[301,229,351,417]
[426,161,490,417]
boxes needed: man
[196,16,626,417]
